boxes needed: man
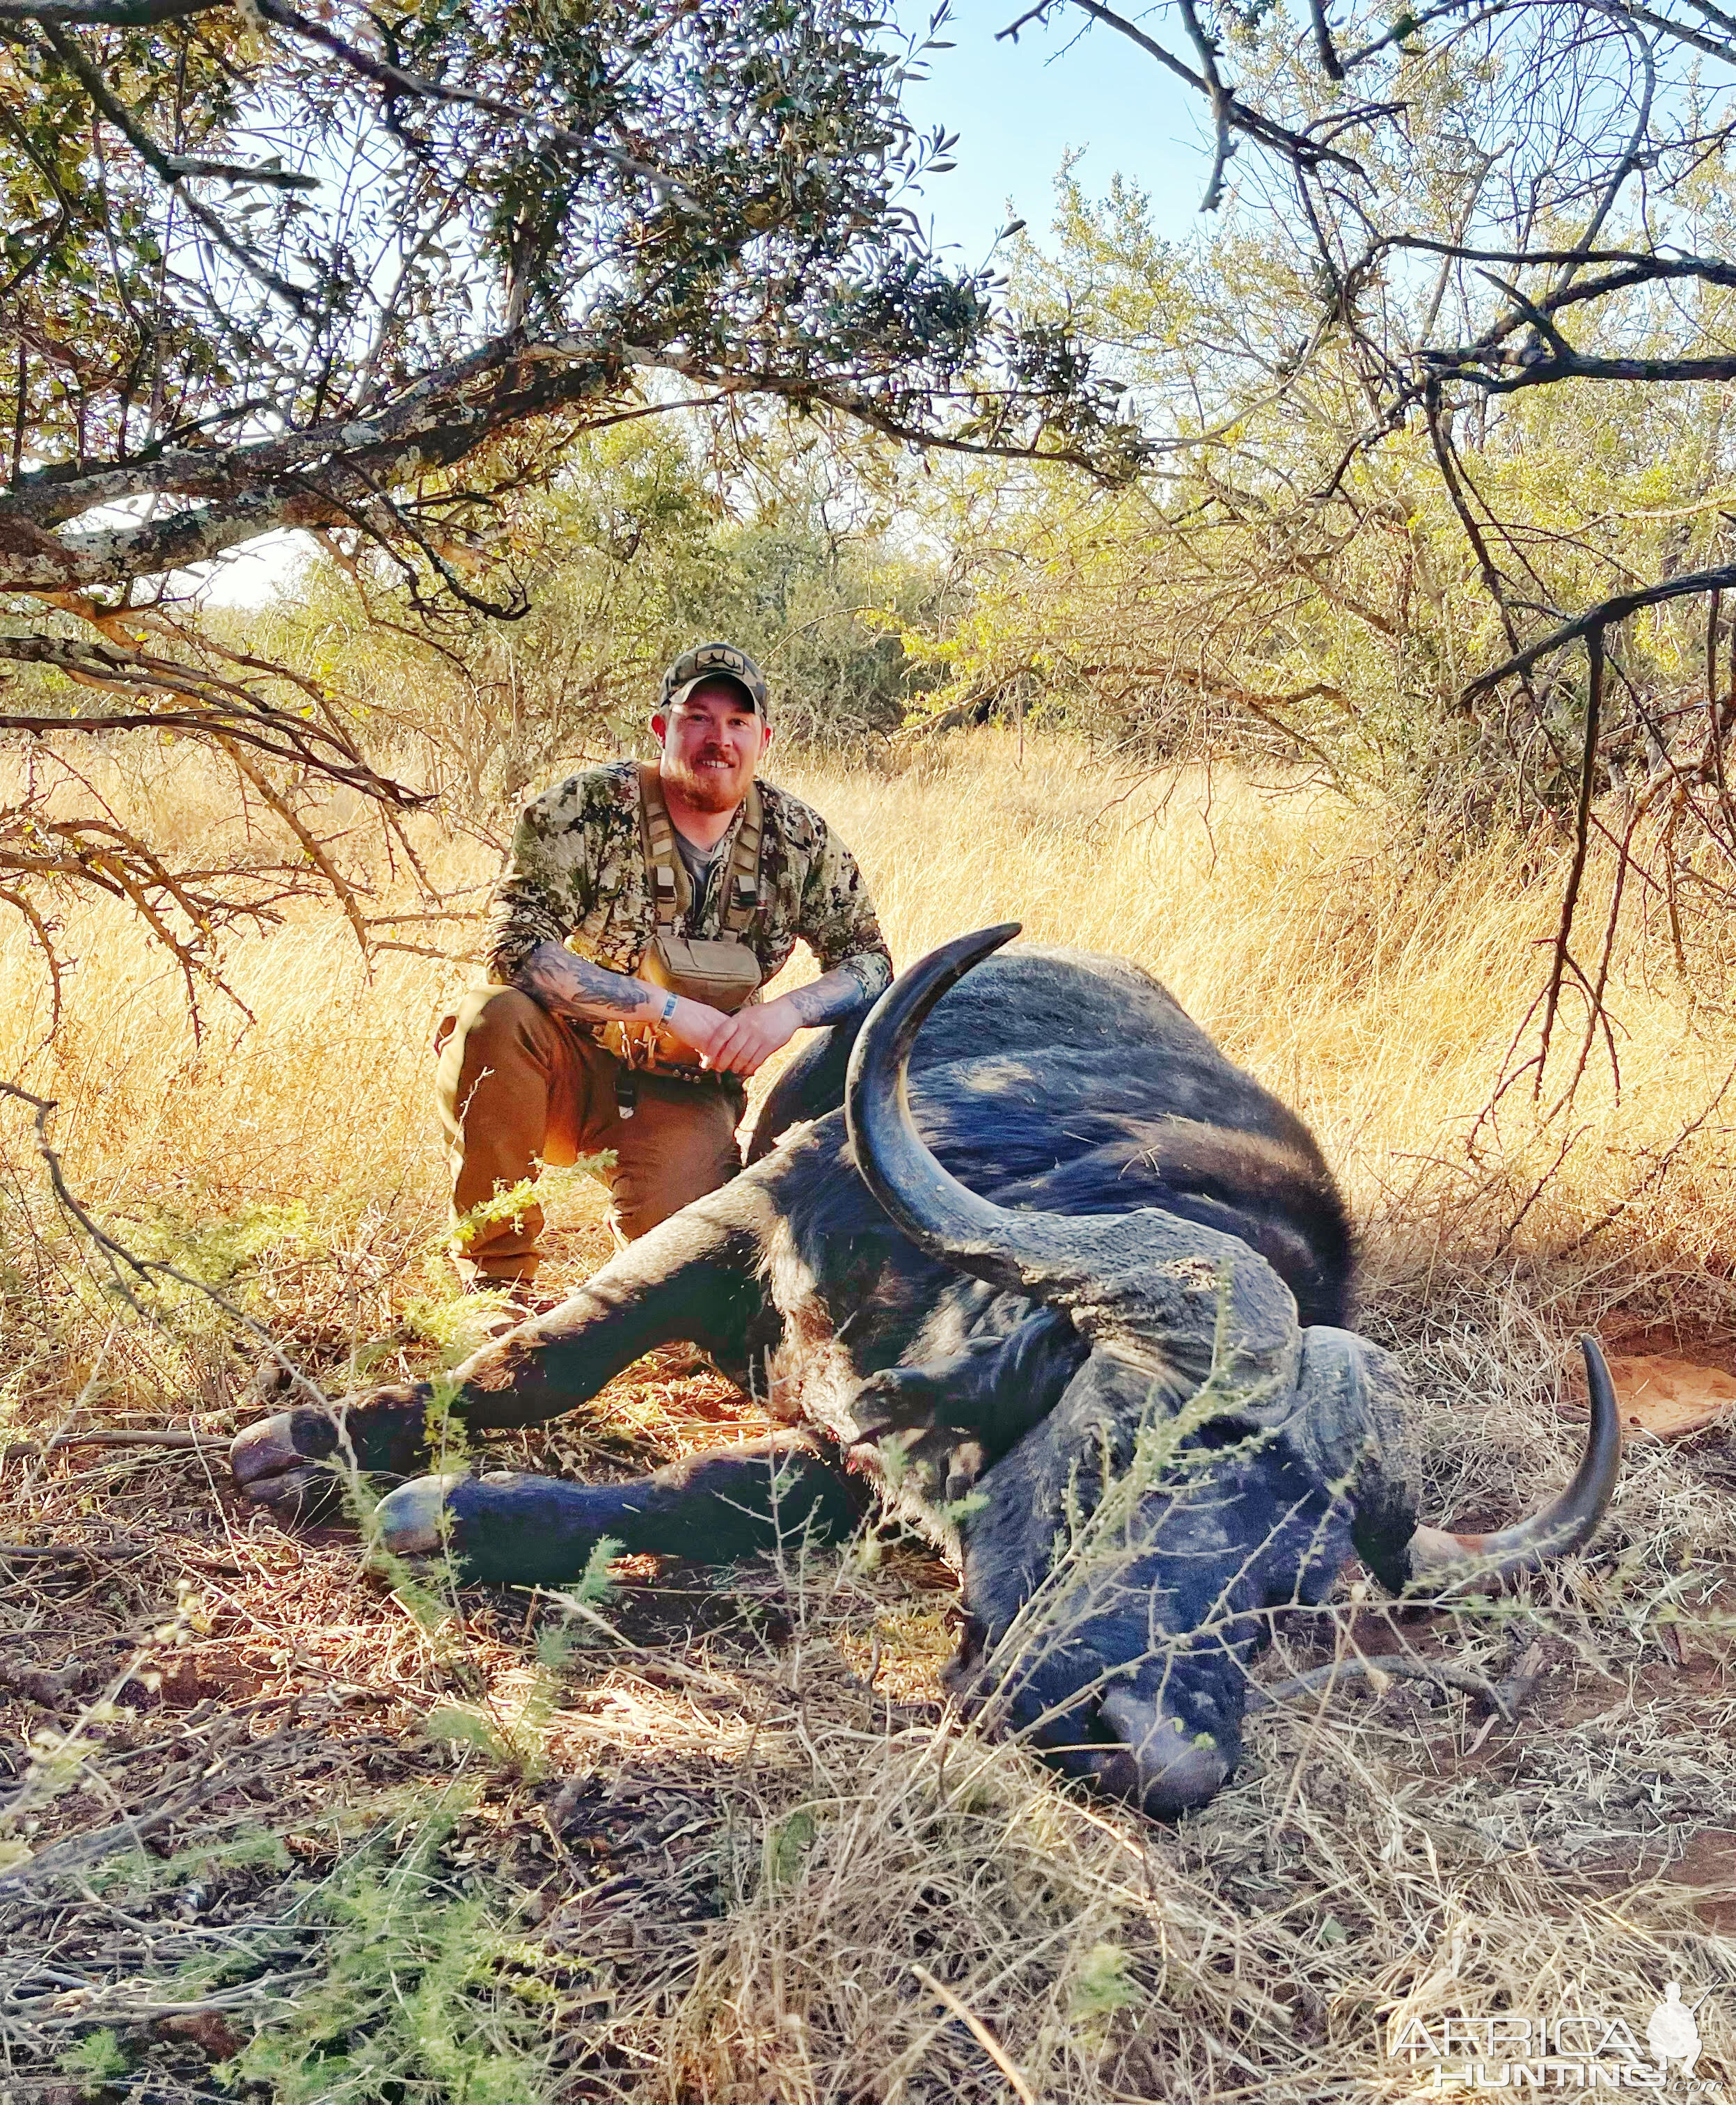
[436,640,893,1285]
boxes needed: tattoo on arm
[785,968,874,1028]
[516,940,656,1023]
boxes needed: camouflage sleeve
[798,823,893,1004]
[480,778,600,980]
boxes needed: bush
[247,420,947,816]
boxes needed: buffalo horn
[845,924,1080,1296]
[1405,1336,1623,1588]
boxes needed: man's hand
[671,994,803,1077]
[514,942,871,1078]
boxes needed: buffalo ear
[1292,1327,1422,1595]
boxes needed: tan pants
[434,986,745,1282]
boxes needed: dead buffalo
[231,927,1620,1817]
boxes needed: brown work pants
[434,985,745,1282]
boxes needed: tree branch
[1308,0,1347,78]
[251,0,697,203]
[1464,558,1736,694]
[0,0,218,22]
[1175,0,1236,210]
[1535,624,1604,1087]
[0,638,425,805]
[1011,0,1365,180]
[35,22,315,306]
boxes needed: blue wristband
[659,992,678,1025]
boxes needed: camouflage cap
[660,640,771,720]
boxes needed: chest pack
[597,763,765,1080]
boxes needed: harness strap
[723,782,763,934]
[638,762,687,933]
[637,764,763,936]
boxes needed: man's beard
[664,749,750,814]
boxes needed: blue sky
[895,0,1213,262]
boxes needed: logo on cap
[661,641,770,718]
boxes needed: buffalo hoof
[230,1394,434,1521]
[374,1472,469,1555]
[230,1408,346,1520]
[371,1471,628,1588]
[1092,1690,1232,1819]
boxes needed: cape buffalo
[231,927,1620,1817]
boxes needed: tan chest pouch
[599,767,768,1078]
[601,938,762,1073]
[640,933,762,1013]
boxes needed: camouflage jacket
[482,760,894,1004]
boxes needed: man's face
[654,677,771,814]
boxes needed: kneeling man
[437,641,892,1283]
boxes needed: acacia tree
[972,0,1736,1083]
[257,418,950,817]
[0,0,1138,1011]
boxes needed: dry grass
[4,733,1736,2103]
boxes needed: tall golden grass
[10,735,1730,1378]
[4,732,1736,2104]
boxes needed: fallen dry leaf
[1605,1354,1736,1438]
[155,2010,244,2060]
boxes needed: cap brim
[663,672,763,714]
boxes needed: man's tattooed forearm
[786,968,873,1027]
[516,941,656,1022]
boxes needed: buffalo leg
[372,1435,865,1586]
[231,1201,769,1516]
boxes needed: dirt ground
[8,1348,1736,2103]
